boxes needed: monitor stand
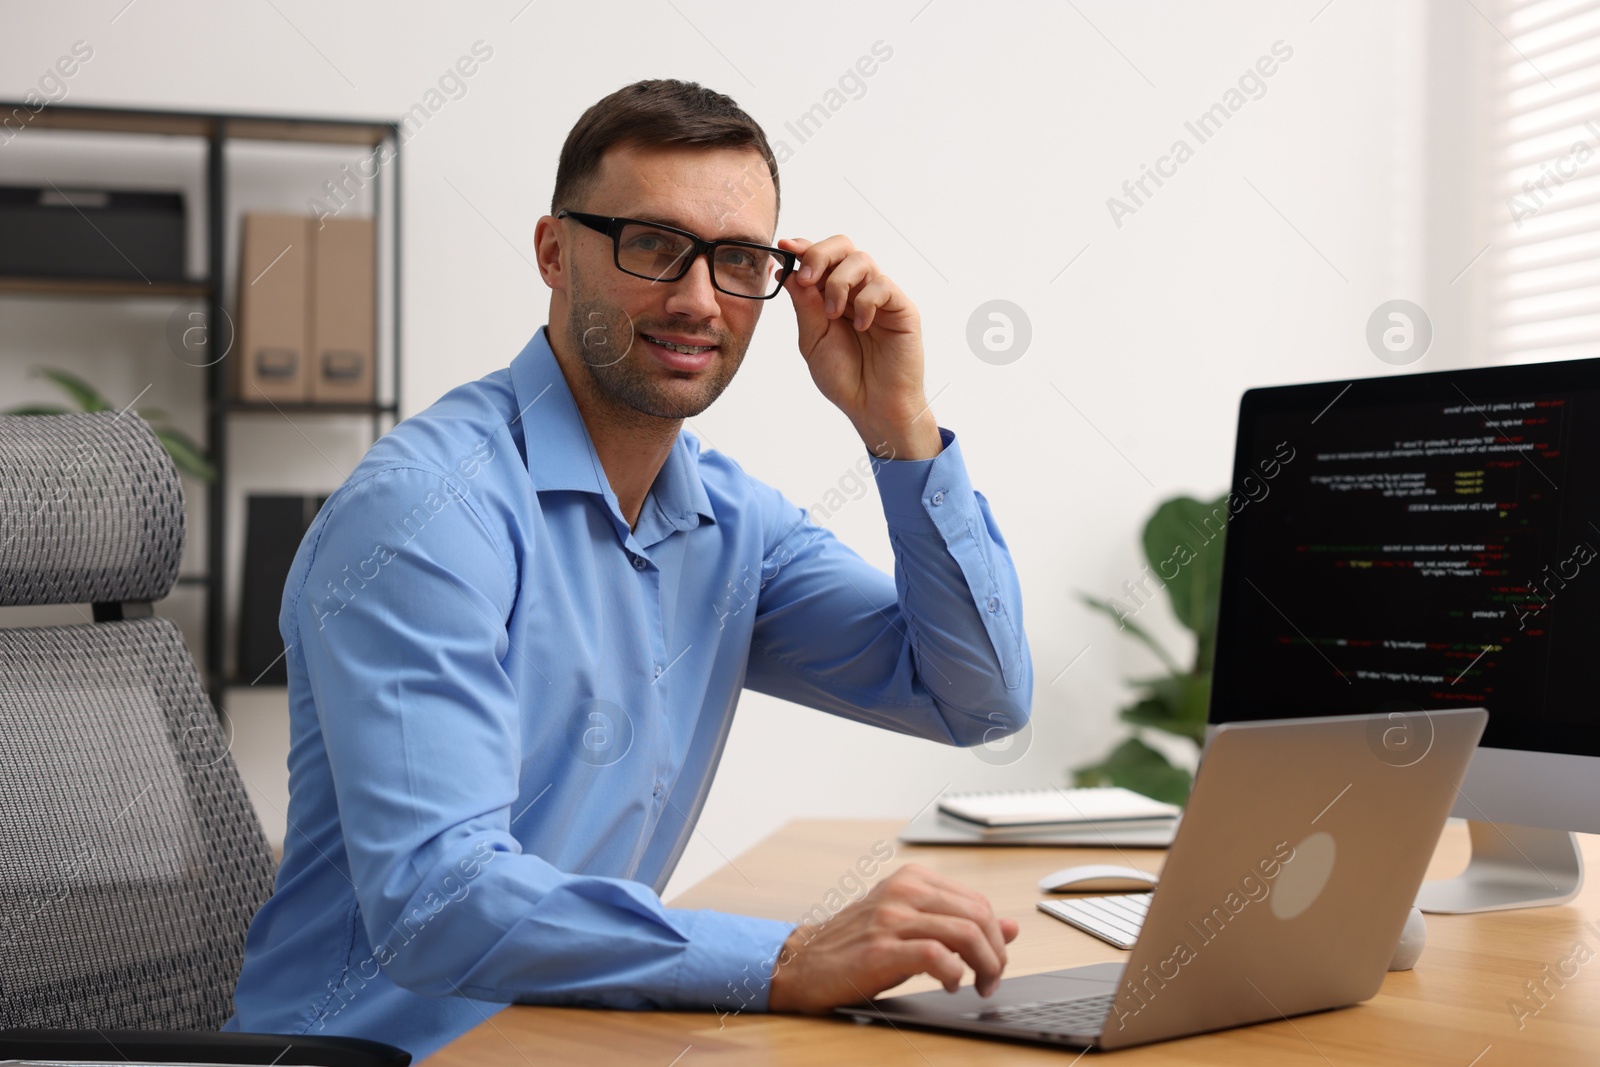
[1417,820,1585,914]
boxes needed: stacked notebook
[930,786,1180,840]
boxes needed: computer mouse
[1038,863,1159,893]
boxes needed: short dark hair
[551,79,780,223]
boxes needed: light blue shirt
[224,328,1031,1060]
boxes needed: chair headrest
[0,412,185,608]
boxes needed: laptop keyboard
[947,895,1147,1038]
[1037,892,1151,949]
[960,992,1115,1034]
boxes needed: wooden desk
[428,820,1600,1065]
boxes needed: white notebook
[937,786,1180,829]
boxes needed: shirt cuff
[673,909,797,1012]
[872,427,972,537]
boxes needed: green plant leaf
[1118,673,1210,743]
[1071,493,1229,797]
[31,367,111,412]
[152,427,217,482]
[1141,494,1228,671]
[1076,592,1181,675]
[1118,695,1179,732]
[1,404,74,416]
[1073,736,1193,806]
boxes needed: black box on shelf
[0,184,187,281]
[237,493,328,686]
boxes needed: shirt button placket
[633,547,669,812]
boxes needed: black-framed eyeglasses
[557,209,797,300]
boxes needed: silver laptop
[837,708,1486,1050]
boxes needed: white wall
[1,1,1495,897]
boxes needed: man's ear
[534,215,565,291]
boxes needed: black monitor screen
[1209,357,1600,759]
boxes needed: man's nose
[661,252,723,320]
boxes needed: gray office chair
[0,412,406,1066]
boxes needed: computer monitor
[1207,357,1600,913]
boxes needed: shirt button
[986,596,1000,613]
[652,780,664,797]
[653,662,664,678]
[632,555,647,570]
[931,491,945,506]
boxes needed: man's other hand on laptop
[767,863,1019,1011]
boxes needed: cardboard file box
[309,216,376,404]
[235,213,311,402]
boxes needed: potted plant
[4,367,215,481]
[1073,493,1227,806]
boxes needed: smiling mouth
[642,333,717,355]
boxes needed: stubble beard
[565,266,748,423]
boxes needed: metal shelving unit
[0,101,403,712]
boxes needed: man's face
[556,143,778,421]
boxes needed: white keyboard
[1037,892,1152,949]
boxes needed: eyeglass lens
[617,222,784,298]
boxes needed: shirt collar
[509,328,717,542]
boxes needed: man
[226,79,1032,1060]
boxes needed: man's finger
[842,936,966,1000]
[897,938,966,994]
[822,253,875,319]
[898,865,1006,930]
[788,234,856,284]
[850,277,897,331]
[883,911,1005,994]
[885,871,1009,971]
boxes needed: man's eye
[627,231,685,254]
[717,248,758,270]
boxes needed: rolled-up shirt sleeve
[292,466,794,1010]
[744,428,1032,745]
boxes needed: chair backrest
[0,413,277,1030]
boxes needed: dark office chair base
[0,1028,410,1066]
